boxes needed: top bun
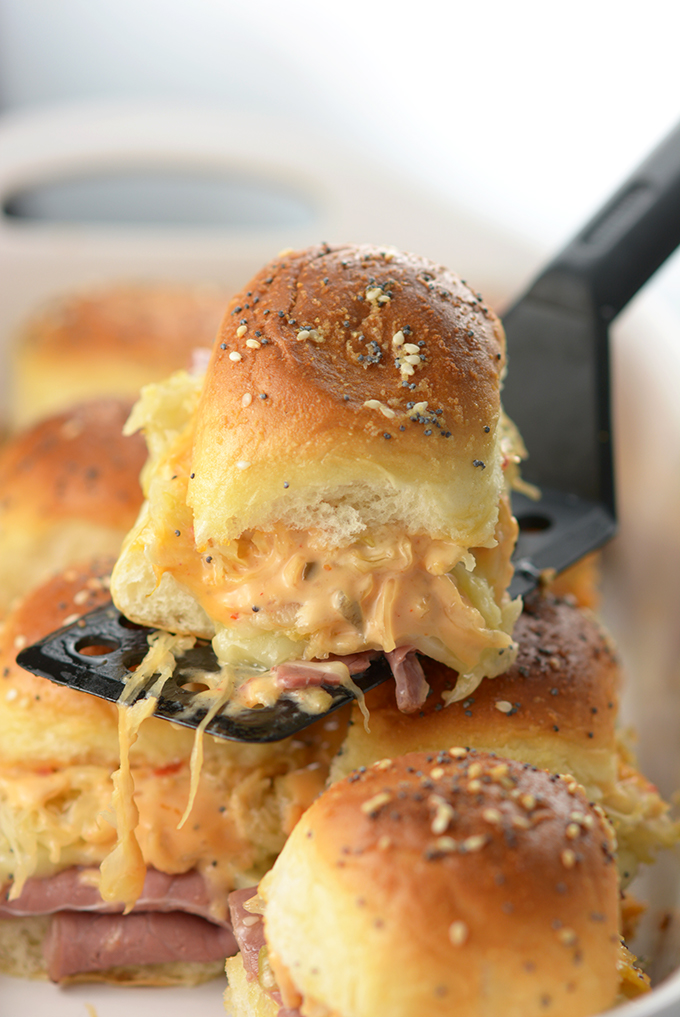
[0,398,146,616]
[189,243,508,549]
[252,750,621,1017]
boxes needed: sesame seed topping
[565,824,581,840]
[361,792,392,815]
[430,767,445,779]
[558,928,578,946]
[412,401,428,414]
[519,794,536,811]
[241,393,252,408]
[449,747,468,758]
[495,700,513,714]
[363,399,397,419]
[561,849,577,869]
[467,780,482,793]
[449,921,468,946]
[236,324,248,338]
[512,815,532,830]
[373,758,393,770]
[433,836,457,852]
[377,836,392,851]
[482,808,502,825]
[467,762,483,779]
[462,835,488,853]
[246,338,261,349]
[489,763,509,780]
[429,795,455,835]
[229,351,242,362]
[392,330,405,346]
[236,461,251,470]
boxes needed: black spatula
[16,122,680,741]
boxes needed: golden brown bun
[332,591,620,799]
[10,282,230,428]
[0,399,146,616]
[189,243,507,548]
[257,750,620,1017]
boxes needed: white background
[0,0,679,258]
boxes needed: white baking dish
[0,100,678,1017]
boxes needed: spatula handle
[547,122,680,318]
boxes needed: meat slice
[44,909,237,981]
[228,889,303,1017]
[0,866,229,925]
[385,647,430,713]
[272,651,379,690]
[228,887,265,980]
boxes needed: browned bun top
[18,283,228,367]
[332,592,619,790]
[262,749,620,1017]
[189,243,507,545]
[0,399,146,529]
[0,558,120,766]
[11,282,230,427]
[0,399,148,615]
[208,241,504,418]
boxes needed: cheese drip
[99,632,194,911]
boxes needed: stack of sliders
[1,243,675,1004]
[0,302,349,982]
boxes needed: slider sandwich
[0,559,349,983]
[225,750,649,1017]
[331,590,679,887]
[111,243,527,717]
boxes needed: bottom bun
[225,953,280,1017]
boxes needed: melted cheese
[617,939,651,999]
[141,439,520,698]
